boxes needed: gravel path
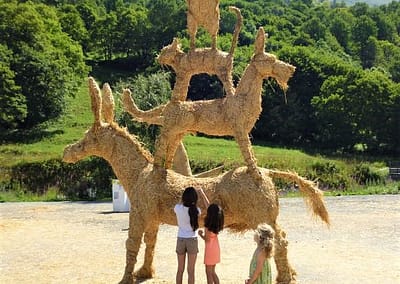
[1,195,399,283]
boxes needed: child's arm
[198,228,210,242]
[246,251,266,284]
[197,188,210,209]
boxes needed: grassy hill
[0,79,92,168]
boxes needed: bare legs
[205,265,219,284]
[176,253,198,284]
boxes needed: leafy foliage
[1,0,399,159]
[8,158,114,200]
[115,71,172,152]
[0,1,88,129]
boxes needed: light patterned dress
[248,249,272,284]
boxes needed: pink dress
[204,230,220,265]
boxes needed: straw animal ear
[171,37,180,50]
[88,77,102,127]
[254,27,266,55]
[101,83,115,123]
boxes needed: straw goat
[123,27,296,184]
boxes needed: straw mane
[63,78,328,284]
[124,27,296,185]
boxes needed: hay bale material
[125,27,295,185]
[63,78,328,284]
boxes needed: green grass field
[0,79,92,167]
[0,79,398,201]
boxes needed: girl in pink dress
[198,190,224,284]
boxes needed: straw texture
[63,78,328,284]
[126,27,295,184]
[187,0,220,50]
[158,6,242,101]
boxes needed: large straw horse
[124,27,296,184]
[63,78,328,284]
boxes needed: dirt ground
[1,195,399,284]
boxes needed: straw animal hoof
[276,267,297,284]
[118,274,134,284]
[134,265,155,279]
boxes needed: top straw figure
[187,0,220,50]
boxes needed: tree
[329,17,350,49]
[0,2,88,128]
[146,0,186,51]
[0,44,26,129]
[312,69,398,154]
[253,46,323,146]
[91,12,118,60]
[301,17,327,42]
[58,4,89,54]
[351,15,378,46]
[114,6,150,57]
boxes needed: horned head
[63,77,116,163]
[252,27,296,91]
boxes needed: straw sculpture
[63,78,329,284]
[187,0,220,50]
[124,27,296,185]
[122,90,225,179]
[158,6,242,101]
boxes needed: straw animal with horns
[123,27,296,184]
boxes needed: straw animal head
[63,77,118,163]
[157,38,184,70]
[252,27,296,91]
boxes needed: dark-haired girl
[198,189,224,284]
[174,187,201,284]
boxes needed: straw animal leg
[153,130,169,168]
[235,132,263,184]
[219,64,235,97]
[187,12,198,50]
[134,225,159,279]
[164,132,185,169]
[171,74,191,102]
[211,34,217,50]
[271,223,297,284]
[119,211,145,284]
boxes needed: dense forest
[1,0,399,155]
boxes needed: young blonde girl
[198,189,224,284]
[245,223,275,284]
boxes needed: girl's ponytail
[188,205,199,231]
[182,187,199,231]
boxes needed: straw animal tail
[269,170,330,226]
[122,89,165,125]
[228,6,242,56]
